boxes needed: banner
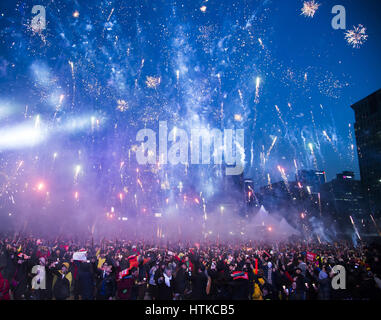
[73,251,87,261]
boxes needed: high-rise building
[296,170,326,194]
[351,89,381,215]
[259,180,320,218]
[320,171,366,224]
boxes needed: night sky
[0,0,380,219]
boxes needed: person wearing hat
[292,267,307,300]
[52,262,72,300]
[30,256,48,300]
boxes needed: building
[351,89,381,215]
[259,180,320,219]
[320,171,366,226]
[296,170,326,194]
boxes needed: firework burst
[116,99,129,112]
[344,24,368,48]
[301,1,321,18]
[145,76,161,88]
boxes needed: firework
[301,1,321,18]
[254,77,261,104]
[234,114,242,122]
[116,99,129,112]
[275,105,286,126]
[74,165,81,182]
[16,160,24,172]
[349,216,361,240]
[370,214,381,236]
[322,130,332,143]
[277,165,290,195]
[266,136,278,159]
[36,182,45,191]
[34,114,41,128]
[145,76,161,88]
[258,38,264,49]
[68,61,76,108]
[107,8,114,21]
[308,143,318,170]
[345,24,368,49]
[267,173,272,189]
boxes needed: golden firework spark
[145,76,161,88]
[234,114,242,122]
[116,99,129,112]
[345,24,368,49]
[301,1,321,18]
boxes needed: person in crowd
[157,267,174,300]
[52,262,72,300]
[96,261,116,300]
[0,269,10,300]
[78,261,95,300]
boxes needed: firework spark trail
[348,123,356,165]
[267,173,272,189]
[137,178,144,191]
[350,215,361,240]
[308,143,319,171]
[68,61,76,109]
[370,214,381,236]
[74,165,81,183]
[322,130,339,155]
[318,192,322,217]
[309,109,326,166]
[345,24,368,48]
[294,158,299,179]
[310,110,321,150]
[250,142,254,167]
[107,8,115,22]
[266,136,278,160]
[135,59,145,89]
[277,165,291,195]
[275,105,287,127]
[258,38,264,49]
[301,1,321,18]
[254,77,261,104]
[238,89,244,106]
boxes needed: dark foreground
[1,234,381,300]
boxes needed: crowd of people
[1,232,381,300]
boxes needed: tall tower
[351,89,381,216]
